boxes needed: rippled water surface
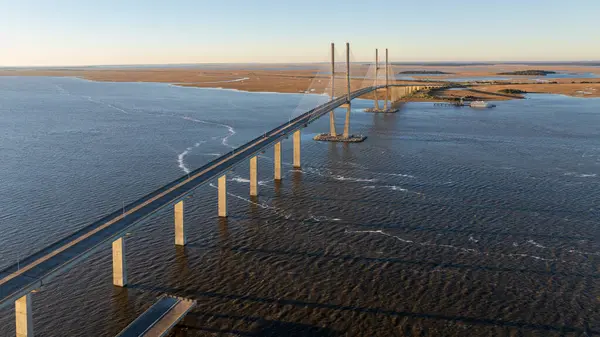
[1,77,599,336]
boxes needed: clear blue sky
[1,0,598,66]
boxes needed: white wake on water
[181,116,236,148]
[345,229,414,243]
[526,240,546,249]
[55,83,131,115]
[54,84,69,95]
[362,185,409,192]
[229,176,271,186]
[176,141,207,174]
[83,96,130,115]
[174,116,237,174]
[372,172,416,179]
[207,183,290,218]
[344,229,585,264]
[564,172,597,178]
[177,148,192,174]
[332,175,378,183]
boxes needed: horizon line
[2,60,600,69]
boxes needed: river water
[0,76,599,336]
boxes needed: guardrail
[0,85,387,309]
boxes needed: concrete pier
[15,294,33,337]
[329,111,336,136]
[174,201,185,246]
[293,130,301,168]
[250,156,258,196]
[112,238,127,287]
[274,142,282,180]
[374,49,380,110]
[384,48,389,111]
[343,42,351,139]
[343,104,351,138]
[329,42,337,137]
[218,175,227,217]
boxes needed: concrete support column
[218,175,227,217]
[250,156,258,196]
[274,142,282,180]
[174,201,186,246]
[374,48,380,110]
[329,112,337,136]
[343,42,351,137]
[384,48,389,110]
[293,130,301,168]
[343,104,351,138]
[112,237,127,287]
[346,42,351,103]
[15,294,33,337]
[329,42,337,137]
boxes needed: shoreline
[1,67,600,100]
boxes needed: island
[397,70,451,75]
[497,70,557,76]
[498,88,527,94]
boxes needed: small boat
[470,101,496,108]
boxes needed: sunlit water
[0,76,599,336]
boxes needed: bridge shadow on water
[133,225,596,335]
[225,245,599,279]
[128,282,595,335]
[177,312,340,336]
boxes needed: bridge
[1,43,437,337]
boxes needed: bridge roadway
[0,84,386,309]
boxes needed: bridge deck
[115,295,196,337]
[0,85,392,309]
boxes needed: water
[545,72,600,79]
[396,73,600,81]
[1,77,599,336]
[397,76,514,82]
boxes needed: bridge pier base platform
[313,133,366,143]
[363,107,399,113]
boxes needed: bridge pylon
[329,43,337,137]
[314,42,366,143]
[374,49,380,110]
[364,48,398,113]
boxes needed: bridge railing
[0,85,385,309]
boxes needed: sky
[1,0,598,66]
